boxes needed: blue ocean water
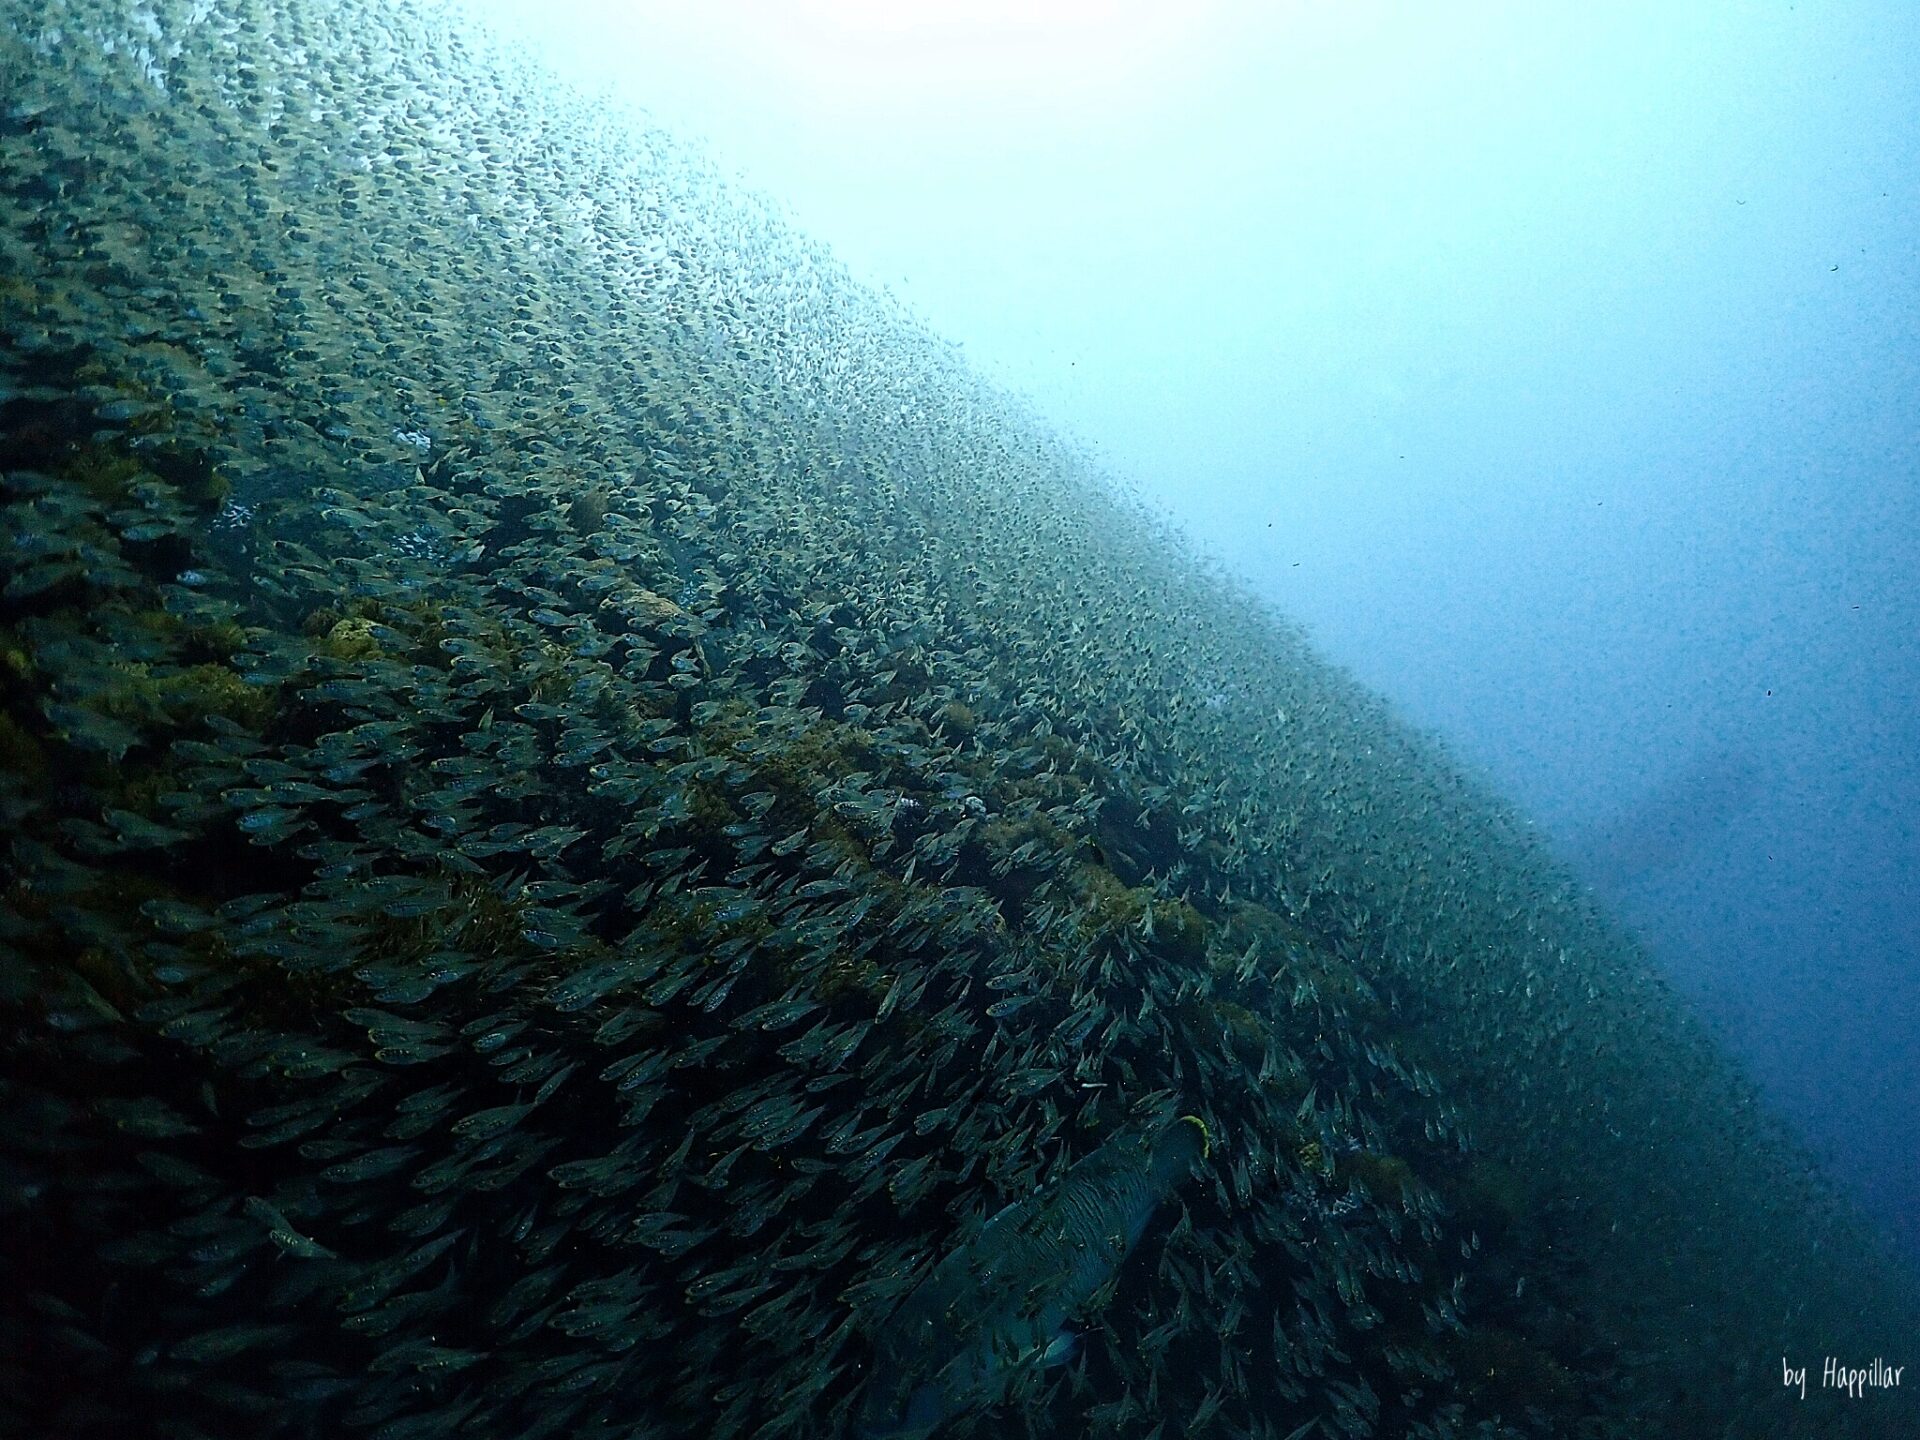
[473,0,1920,1277]
[2,3,1915,1439]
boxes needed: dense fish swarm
[2,2,1914,1438]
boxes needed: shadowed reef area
[2,3,1913,1438]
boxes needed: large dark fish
[857,1115,1211,1438]
[1560,746,1763,895]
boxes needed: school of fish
[2,3,1915,1439]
